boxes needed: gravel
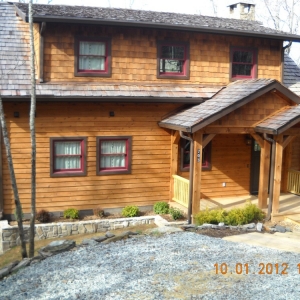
[1,232,300,299]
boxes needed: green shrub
[194,208,227,225]
[36,209,51,223]
[169,207,184,220]
[153,201,169,214]
[122,205,139,217]
[225,208,248,226]
[63,208,79,219]
[243,202,264,222]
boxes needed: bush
[153,201,169,214]
[194,208,227,225]
[63,208,79,219]
[122,205,139,217]
[169,207,184,220]
[93,207,104,218]
[36,209,51,223]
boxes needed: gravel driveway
[1,232,300,299]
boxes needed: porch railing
[172,175,189,208]
[287,170,300,196]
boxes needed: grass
[0,223,156,269]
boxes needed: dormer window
[157,41,190,79]
[230,47,257,80]
[74,37,111,77]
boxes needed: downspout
[263,133,276,221]
[180,131,194,224]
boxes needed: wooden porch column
[272,134,284,215]
[258,139,270,209]
[192,131,203,223]
[169,131,180,202]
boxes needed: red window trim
[157,41,190,80]
[74,36,112,77]
[96,136,132,175]
[180,139,212,172]
[230,46,258,80]
[50,137,87,177]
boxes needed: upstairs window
[157,41,190,79]
[96,136,132,175]
[180,139,212,171]
[230,47,257,80]
[50,137,87,177]
[74,37,111,77]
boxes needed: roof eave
[158,122,192,133]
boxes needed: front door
[250,139,261,195]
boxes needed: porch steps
[223,232,300,253]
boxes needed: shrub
[93,207,104,218]
[194,208,227,225]
[153,201,169,214]
[63,208,79,219]
[169,207,184,220]
[36,209,51,223]
[122,205,139,217]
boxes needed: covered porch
[159,79,300,223]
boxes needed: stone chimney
[228,1,256,21]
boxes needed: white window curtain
[79,41,105,70]
[100,140,126,168]
[55,141,81,170]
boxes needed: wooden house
[0,2,300,222]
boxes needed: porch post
[258,139,270,209]
[170,131,180,202]
[272,134,283,215]
[192,130,203,223]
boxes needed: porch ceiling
[159,79,300,133]
[255,105,300,135]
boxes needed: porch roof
[255,105,300,135]
[158,79,300,133]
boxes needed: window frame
[157,41,190,79]
[180,139,212,172]
[96,136,132,175]
[50,137,87,177]
[74,36,112,77]
[230,46,258,80]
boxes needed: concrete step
[274,231,300,238]
[223,232,300,253]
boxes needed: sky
[31,0,300,63]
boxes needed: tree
[28,0,37,258]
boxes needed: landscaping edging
[0,216,155,254]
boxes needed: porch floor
[170,193,300,221]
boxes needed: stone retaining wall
[0,216,155,254]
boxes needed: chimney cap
[227,1,256,6]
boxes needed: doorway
[250,139,261,195]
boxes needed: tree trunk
[29,0,36,258]
[0,97,27,258]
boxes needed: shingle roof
[284,54,300,96]
[159,79,300,133]
[255,105,300,134]
[14,2,300,41]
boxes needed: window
[180,139,212,171]
[96,136,132,175]
[50,137,87,177]
[157,41,190,79]
[230,47,257,80]
[74,37,111,77]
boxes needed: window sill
[74,71,111,77]
[97,169,131,176]
[157,74,190,80]
[50,171,87,178]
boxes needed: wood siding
[2,102,179,214]
[42,23,282,84]
[291,135,300,170]
[33,23,40,81]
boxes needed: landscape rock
[275,225,286,233]
[243,223,255,229]
[92,236,107,242]
[218,223,225,226]
[38,240,76,258]
[256,222,263,232]
[0,261,19,279]
[105,232,115,238]
[82,239,98,246]
[11,258,32,273]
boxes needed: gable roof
[255,105,300,135]
[14,2,300,42]
[284,54,300,96]
[159,79,300,133]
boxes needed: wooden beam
[282,135,296,149]
[284,128,300,136]
[272,134,284,215]
[258,139,271,209]
[250,133,264,148]
[281,143,292,192]
[203,127,255,134]
[203,134,216,148]
[192,131,203,223]
[169,131,179,202]
[0,124,3,213]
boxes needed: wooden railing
[287,170,300,195]
[172,175,189,208]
